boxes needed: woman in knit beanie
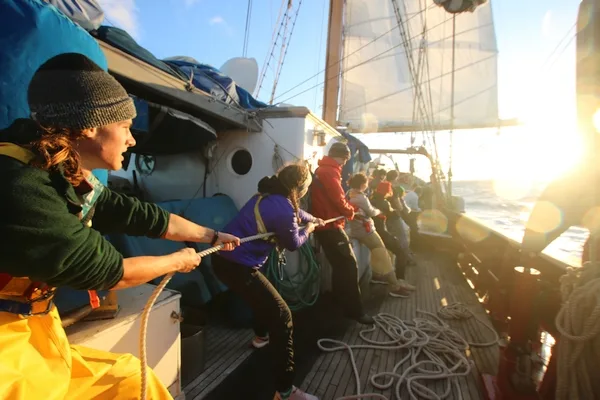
[0,53,240,399]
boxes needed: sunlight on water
[356,125,586,267]
[493,178,534,201]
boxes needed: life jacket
[0,142,103,314]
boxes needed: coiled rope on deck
[317,303,499,400]
[139,216,344,400]
[554,261,600,400]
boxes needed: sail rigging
[338,0,498,133]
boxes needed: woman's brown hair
[29,123,87,186]
[278,163,310,215]
[348,172,368,190]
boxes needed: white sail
[339,0,498,132]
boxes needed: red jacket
[311,156,355,230]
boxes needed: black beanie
[27,53,136,130]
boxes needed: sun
[488,118,583,200]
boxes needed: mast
[447,14,456,202]
[322,0,344,127]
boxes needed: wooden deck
[183,325,254,399]
[301,251,499,400]
[184,250,499,399]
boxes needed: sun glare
[489,113,582,200]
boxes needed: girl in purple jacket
[212,164,323,400]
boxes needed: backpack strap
[254,194,286,279]
[254,194,278,244]
[0,142,35,164]
[0,142,101,310]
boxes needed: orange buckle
[88,290,100,309]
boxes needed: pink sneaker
[251,335,269,349]
[273,386,319,400]
[389,287,410,298]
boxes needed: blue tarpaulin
[0,0,107,130]
[340,131,373,192]
[164,58,270,110]
[0,0,112,313]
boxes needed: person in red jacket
[311,142,375,325]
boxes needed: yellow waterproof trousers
[0,307,173,400]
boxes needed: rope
[317,303,498,400]
[139,216,344,400]
[554,261,600,400]
[264,242,321,311]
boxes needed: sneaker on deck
[397,279,416,291]
[251,335,269,349]
[273,386,319,400]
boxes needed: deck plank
[186,249,500,399]
[183,326,253,399]
[300,251,499,400]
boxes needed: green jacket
[0,121,169,291]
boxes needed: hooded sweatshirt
[346,188,380,239]
[311,156,355,230]
[218,175,316,267]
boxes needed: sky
[97,0,583,182]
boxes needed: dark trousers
[404,212,420,246]
[378,229,407,279]
[212,255,294,392]
[314,228,365,318]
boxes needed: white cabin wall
[207,117,305,209]
[207,114,338,208]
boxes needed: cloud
[184,0,201,7]
[97,0,140,40]
[209,15,234,36]
[209,16,225,25]
[542,10,552,38]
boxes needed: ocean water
[452,180,587,267]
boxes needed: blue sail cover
[164,58,270,110]
[340,131,373,192]
[0,0,109,184]
[0,0,107,129]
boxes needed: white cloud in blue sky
[97,0,140,40]
[209,15,234,36]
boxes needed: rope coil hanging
[554,260,600,400]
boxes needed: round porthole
[135,154,156,176]
[230,149,252,175]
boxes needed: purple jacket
[218,194,316,267]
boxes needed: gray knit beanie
[27,53,136,130]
